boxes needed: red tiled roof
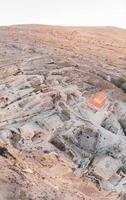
[88,92,107,110]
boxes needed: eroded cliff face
[0,25,126,200]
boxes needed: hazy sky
[0,0,126,28]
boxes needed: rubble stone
[93,156,122,180]
[20,122,42,141]
[0,25,126,199]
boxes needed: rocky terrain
[0,25,126,200]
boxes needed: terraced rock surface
[0,25,126,200]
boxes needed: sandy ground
[0,25,126,200]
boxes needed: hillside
[0,25,126,200]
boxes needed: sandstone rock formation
[0,25,126,200]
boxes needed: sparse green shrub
[114,78,126,88]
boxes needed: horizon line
[0,23,126,30]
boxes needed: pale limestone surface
[0,25,126,200]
